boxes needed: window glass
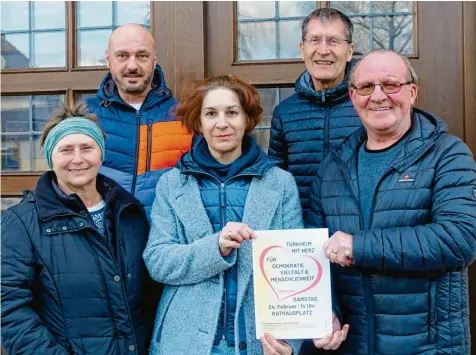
[0,1,66,69]
[76,1,150,66]
[236,2,317,60]
[1,95,64,172]
[1,198,23,213]
[251,87,295,153]
[76,92,97,103]
[235,1,415,61]
[331,1,414,55]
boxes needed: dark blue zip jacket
[306,108,476,355]
[178,136,279,350]
[86,65,192,217]
[268,60,362,219]
[1,172,160,355]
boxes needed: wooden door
[204,0,476,348]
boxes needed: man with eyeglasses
[268,8,362,222]
[269,8,362,354]
[307,49,476,354]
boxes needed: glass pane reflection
[236,1,414,60]
[0,2,29,32]
[1,198,23,213]
[237,2,275,19]
[77,2,113,28]
[1,135,31,171]
[1,33,30,69]
[1,94,65,172]
[78,29,111,66]
[32,1,65,30]
[76,1,150,67]
[252,87,295,153]
[117,1,150,25]
[0,1,66,69]
[237,22,276,61]
[33,32,65,67]
[236,1,317,61]
[331,1,414,55]
[278,1,316,17]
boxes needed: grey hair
[348,49,419,88]
[301,8,354,42]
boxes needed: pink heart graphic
[259,245,322,301]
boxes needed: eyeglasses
[352,81,413,96]
[302,37,350,47]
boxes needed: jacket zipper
[81,197,139,352]
[220,182,228,341]
[182,170,259,344]
[114,203,138,351]
[334,153,364,227]
[131,109,141,195]
[146,121,152,172]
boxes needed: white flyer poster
[252,229,332,340]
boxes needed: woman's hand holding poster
[252,229,332,339]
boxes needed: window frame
[0,1,155,196]
[206,1,418,85]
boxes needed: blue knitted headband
[43,117,105,169]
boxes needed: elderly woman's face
[200,88,247,163]
[51,133,102,191]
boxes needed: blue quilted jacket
[178,136,280,350]
[307,108,476,354]
[268,60,362,219]
[86,65,192,217]
[1,172,158,355]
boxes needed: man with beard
[86,24,192,217]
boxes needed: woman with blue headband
[1,102,159,355]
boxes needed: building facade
[1,0,476,347]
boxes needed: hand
[260,332,292,355]
[313,313,349,350]
[323,231,354,267]
[218,222,256,256]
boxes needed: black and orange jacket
[86,65,192,216]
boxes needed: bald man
[86,24,192,217]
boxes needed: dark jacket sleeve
[306,174,343,324]
[306,174,326,229]
[1,209,69,355]
[353,138,476,273]
[268,107,288,169]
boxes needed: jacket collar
[33,171,140,222]
[338,107,448,171]
[95,65,173,109]
[295,58,357,104]
[177,136,281,180]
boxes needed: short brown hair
[301,8,353,42]
[40,101,106,148]
[176,75,263,135]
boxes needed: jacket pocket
[428,280,437,344]
[155,287,178,344]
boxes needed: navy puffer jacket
[268,60,362,218]
[1,172,158,355]
[307,108,476,354]
[86,66,192,218]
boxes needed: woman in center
[144,75,304,355]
